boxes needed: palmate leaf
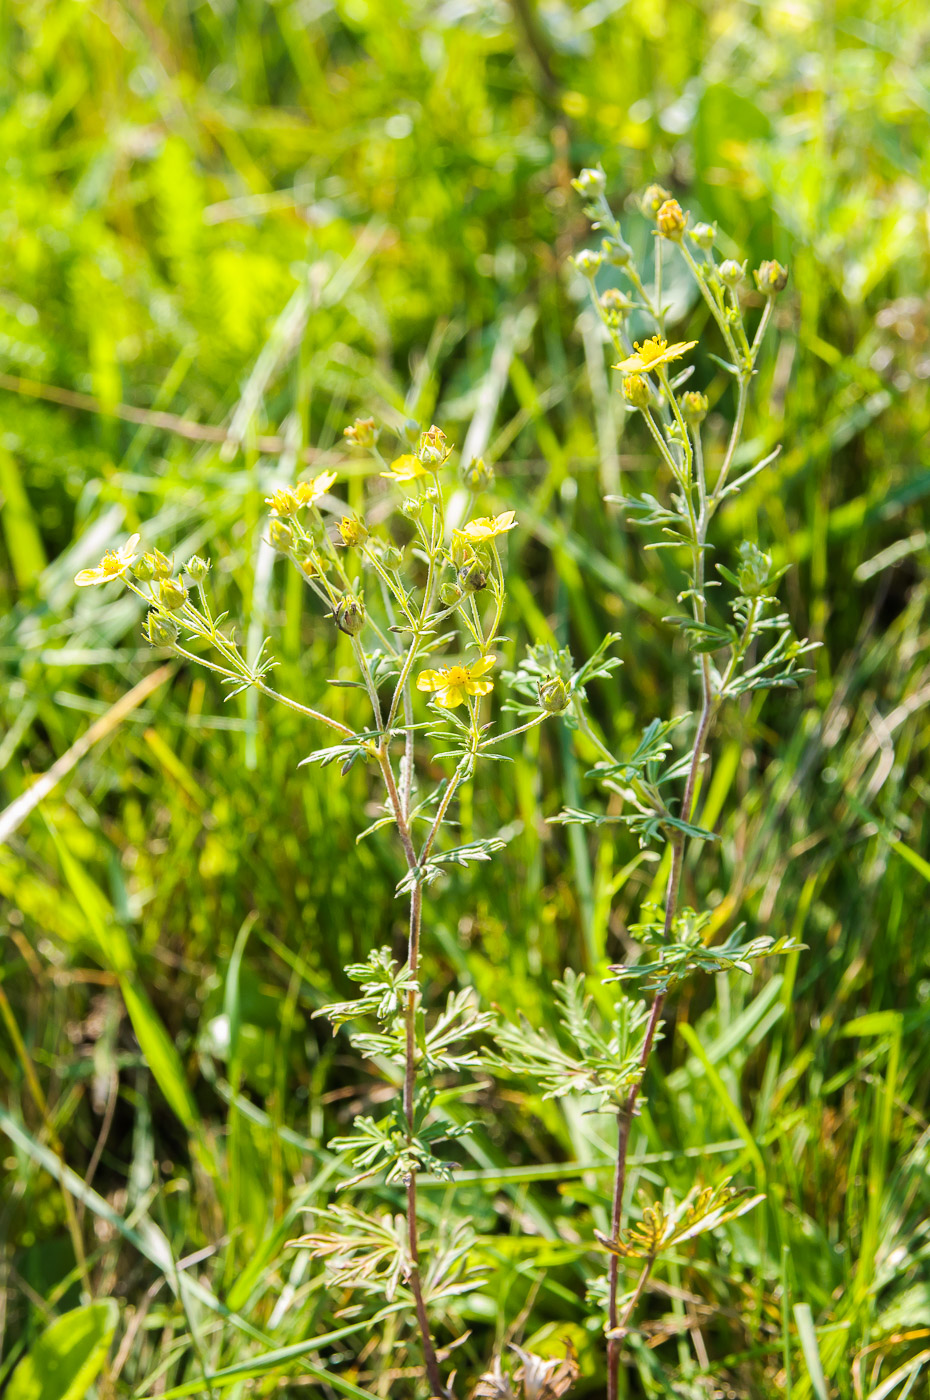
[587,715,690,787]
[289,1206,410,1301]
[608,906,805,993]
[314,947,416,1028]
[597,1179,764,1260]
[329,1102,474,1190]
[395,834,510,896]
[489,971,651,1112]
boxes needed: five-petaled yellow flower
[75,534,140,587]
[417,655,496,709]
[381,453,431,482]
[459,511,517,544]
[296,470,338,506]
[614,336,698,374]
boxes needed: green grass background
[1,0,929,1395]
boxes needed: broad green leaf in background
[6,1300,118,1400]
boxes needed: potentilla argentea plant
[75,422,570,1399]
[491,172,813,1397]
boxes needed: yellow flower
[459,511,517,544]
[613,336,698,374]
[75,534,140,587]
[416,655,496,709]
[295,470,338,506]
[381,453,431,482]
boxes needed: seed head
[623,374,652,409]
[461,456,495,492]
[681,391,709,425]
[335,594,365,636]
[343,416,376,449]
[338,515,369,547]
[755,259,789,295]
[537,674,570,714]
[719,259,745,289]
[158,577,188,611]
[144,611,180,647]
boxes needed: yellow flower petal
[416,669,444,692]
[75,567,104,587]
[461,511,517,542]
[613,336,698,374]
[434,685,466,708]
[468,654,497,677]
[464,677,494,696]
[382,454,429,481]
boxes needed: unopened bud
[144,611,179,647]
[150,548,173,580]
[158,577,188,611]
[689,221,716,250]
[269,519,294,553]
[681,391,709,425]
[656,198,688,241]
[338,515,368,547]
[735,541,774,597]
[571,167,606,198]
[600,288,633,327]
[623,374,652,410]
[642,183,672,217]
[334,594,365,636]
[400,496,423,519]
[132,555,156,582]
[458,561,487,594]
[461,456,495,492]
[755,259,789,295]
[572,248,604,278]
[537,674,570,714]
[719,259,745,289]
[440,581,463,607]
[601,236,633,267]
[186,555,209,581]
[382,545,404,571]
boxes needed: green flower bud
[440,581,463,607]
[269,519,294,553]
[382,545,404,571]
[689,221,716,250]
[132,555,156,582]
[735,541,775,597]
[719,259,745,289]
[458,561,488,594]
[601,235,633,267]
[144,610,179,647]
[623,374,652,410]
[186,555,209,581]
[641,183,672,217]
[400,496,424,519]
[537,674,570,714]
[571,166,606,198]
[334,594,365,636]
[656,198,688,241]
[150,548,173,580]
[461,456,495,492]
[572,248,604,278]
[754,259,789,295]
[339,515,369,547]
[681,391,709,425]
[158,577,188,611]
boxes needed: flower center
[636,337,668,366]
[443,666,469,686]
[101,552,123,575]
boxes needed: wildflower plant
[74,424,557,1397]
[498,171,812,1394]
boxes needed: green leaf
[7,1301,118,1400]
[120,975,200,1135]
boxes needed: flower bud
[572,248,604,278]
[689,221,716,250]
[440,581,463,607]
[571,166,606,198]
[622,374,652,409]
[419,425,447,460]
[461,456,495,492]
[339,515,369,547]
[458,561,487,594]
[144,610,179,647]
[400,496,424,518]
[334,594,365,636]
[418,444,443,466]
[186,555,209,581]
[719,259,745,289]
[158,577,188,611]
[290,533,313,563]
[265,486,300,517]
[150,548,173,579]
[641,183,672,217]
[601,235,633,267]
[599,288,633,327]
[656,198,688,241]
[681,391,709,425]
[735,541,774,597]
[132,555,156,582]
[537,674,570,714]
[754,259,789,295]
[269,519,294,553]
[382,545,404,571]
[343,416,376,448]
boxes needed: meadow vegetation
[1,1,930,1397]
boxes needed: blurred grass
[1,0,930,1395]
